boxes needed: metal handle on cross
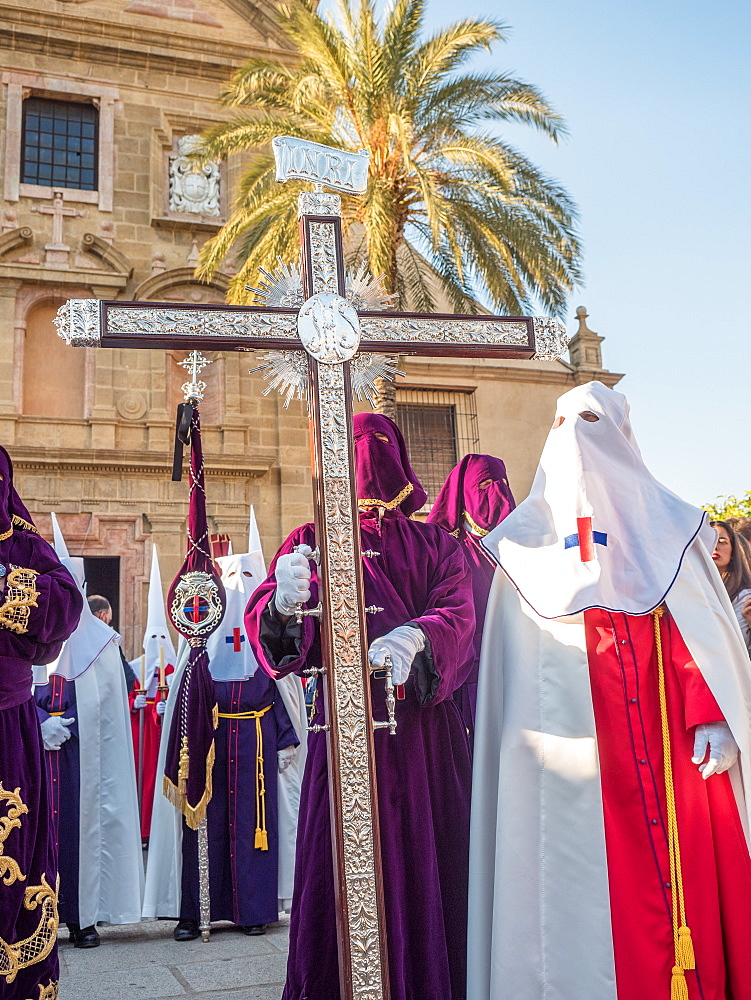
[371,653,397,736]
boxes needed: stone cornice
[12,446,276,479]
[0,5,297,81]
[400,358,579,387]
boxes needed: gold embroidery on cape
[0,876,59,984]
[0,566,39,635]
[29,981,58,1000]
[358,482,414,510]
[0,526,12,541]
[12,515,38,535]
[0,785,29,886]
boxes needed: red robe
[585,608,751,1000]
[129,664,174,838]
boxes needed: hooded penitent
[427,455,516,734]
[37,514,143,929]
[469,381,751,1000]
[245,413,475,1000]
[427,453,515,540]
[133,546,177,697]
[0,446,82,1000]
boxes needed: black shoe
[66,922,79,944]
[173,920,200,941]
[73,925,100,949]
[241,924,266,936]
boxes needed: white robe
[43,642,144,928]
[468,538,751,1000]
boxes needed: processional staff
[54,134,569,1000]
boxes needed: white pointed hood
[44,513,120,682]
[482,381,711,619]
[136,545,177,696]
[205,548,266,681]
[248,505,266,574]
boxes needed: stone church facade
[0,0,621,655]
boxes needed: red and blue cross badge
[565,517,608,563]
[225,627,245,652]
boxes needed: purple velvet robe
[0,526,82,999]
[179,673,297,927]
[246,509,474,1000]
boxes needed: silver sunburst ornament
[248,260,401,407]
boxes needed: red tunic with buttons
[129,663,173,838]
[585,608,751,1000]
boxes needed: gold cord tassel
[653,609,696,999]
[677,926,695,970]
[178,735,190,789]
[671,966,689,1000]
[254,714,268,851]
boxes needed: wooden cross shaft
[56,179,568,1000]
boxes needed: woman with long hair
[711,519,751,651]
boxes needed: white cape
[468,537,751,1000]
[142,644,307,919]
[60,641,144,928]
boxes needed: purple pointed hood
[353,413,427,516]
[427,454,515,538]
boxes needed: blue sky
[415,0,751,506]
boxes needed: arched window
[23,302,86,417]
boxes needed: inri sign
[272,135,370,195]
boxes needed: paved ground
[57,917,290,1000]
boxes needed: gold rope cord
[0,566,39,635]
[217,706,272,851]
[463,510,490,537]
[652,608,696,1000]
[0,526,12,542]
[0,785,28,887]
[358,482,414,510]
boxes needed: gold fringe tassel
[653,609,696,1000]
[162,739,216,831]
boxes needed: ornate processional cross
[55,136,569,1000]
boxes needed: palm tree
[195,0,582,317]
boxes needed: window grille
[396,388,480,506]
[21,98,98,191]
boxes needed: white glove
[368,625,425,687]
[692,721,738,779]
[41,716,74,751]
[156,700,167,716]
[133,693,147,710]
[274,544,314,616]
[278,745,298,773]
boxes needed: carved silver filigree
[298,190,342,217]
[298,293,361,364]
[309,221,339,295]
[106,306,298,341]
[169,135,221,217]
[359,315,530,347]
[273,136,369,194]
[170,571,223,638]
[248,259,396,313]
[531,317,570,360]
[250,350,309,408]
[178,350,211,404]
[53,299,101,347]
[198,818,211,941]
[316,362,383,999]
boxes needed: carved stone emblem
[169,570,223,638]
[297,292,361,363]
[169,135,220,217]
